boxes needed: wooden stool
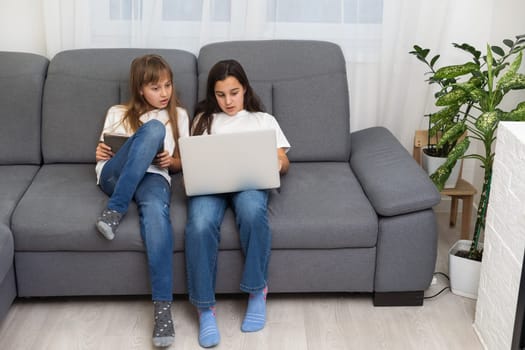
[413,130,476,240]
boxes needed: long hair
[192,59,263,135]
[123,54,183,155]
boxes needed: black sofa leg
[373,291,424,306]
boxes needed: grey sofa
[0,40,440,322]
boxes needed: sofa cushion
[268,162,377,248]
[273,74,350,161]
[0,225,14,284]
[42,49,198,164]
[0,165,40,226]
[197,40,351,162]
[13,163,377,252]
[208,163,378,250]
[12,164,169,252]
[0,52,48,165]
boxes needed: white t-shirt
[95,105,190,184]
[193,110,291,151]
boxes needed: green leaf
[492,62,510,77]
[414,45,428,54]
[475,111,500,133]
[430,105,460,124]
[446,138,469,167]
[436,122,466,149]
[409,45,430,60]
[430,54,440,68]
[430,165,452,191]
[435,88,467,106]
[430,138,470,190]
[503,39,514,48]
[434,62,479,79]
[469,87,487,102]
[487,43,494,92]
[491,45,505,56]
[493,90,503,107]
[453,43,482,59]
[504,102,525,121]
[496,51,522,90]
[499,73,525,91]
[454,78,483,94]
[479,94,490,111]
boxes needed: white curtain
[42,0,511,153]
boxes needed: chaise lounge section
[0,52,49,319]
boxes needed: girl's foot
[152,301,175,347]
[96,208,122,240]
[198,306,220,348]
[241,285,268,332]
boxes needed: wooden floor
[0,211,484,350]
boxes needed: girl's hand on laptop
[278,148,289,175]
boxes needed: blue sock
[241,285,268,332]
[198,307,220,348]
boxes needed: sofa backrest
[0,52,48,165]
[197,40,351,162]
[42,48,198,164]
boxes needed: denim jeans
[99,120,173,301]
[185,190,271,308]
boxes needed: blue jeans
[99,120,173,301]
[185,190,271,308]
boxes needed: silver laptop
[179,129,280,196]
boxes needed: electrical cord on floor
[433,271,450,280]
[424,272,450,300]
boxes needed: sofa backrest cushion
[197,40,351,162]
[42,49,197,164]
[0,52,48,165]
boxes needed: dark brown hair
[192,59,263,135]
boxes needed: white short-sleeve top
[193,110,291,151]
[95,105,190,184]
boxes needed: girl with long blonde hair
[95,54,189,348]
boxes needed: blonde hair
[123,54,183,156]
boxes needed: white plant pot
[421,151,461,189]
[448,239,483,299]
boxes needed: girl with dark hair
[95,54,189,347]
[185,59,290,348]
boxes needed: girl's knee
[186,217,218,242]
[237,201,266,223]
[140,199,169,217]
[143,119,166,140]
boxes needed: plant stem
[468,160,492,259]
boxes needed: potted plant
[410,49,465,188]
[410,35,525,298]
[419,116,463,189]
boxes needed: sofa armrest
[350,127,440,216]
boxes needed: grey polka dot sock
[152,301,175,348]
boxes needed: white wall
[473,122,525,349]
[0,0,46,55]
